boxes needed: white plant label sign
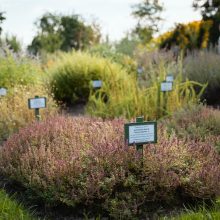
[166,75,174,82]
[161,82,173,92]
[129,124,155,145]
[0,88,7,96]
[137,67,144,74]
[28,97,46,109]
[92,80,102,88]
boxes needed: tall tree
[0,12,6,35]
[132,0,163,44]
[28,12,101,54]
[193,0,220,45]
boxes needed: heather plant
[0,116,220,219]
[184,50,220,105]
[0,84,57,144]
[164,105,220,152]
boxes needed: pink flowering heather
[0,116,220,218]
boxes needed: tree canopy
[0,12,6,35]
[157,20,213,50]
[28,12,101,54]
[193,0,220,45]
[132,0,163,44]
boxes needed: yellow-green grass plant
[0,47,42,88]
[171,199,220,220]
[0,189,37,220]
[87,58,206,120]
[0,84,57,144]
[47,51,137,106]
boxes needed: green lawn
[0,189,36,220]
[173,200,220,220]
[175,211,220,220]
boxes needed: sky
[0,0,201,46]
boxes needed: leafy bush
[184,50,220,105]
[0,85,57,144]
[48,51,135,105]
[1,116,220,219]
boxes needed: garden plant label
[161,82,173,92]
[124,121,157,146]
[92,80,102,88]
[28,97,46,109]
[0,88,7,96]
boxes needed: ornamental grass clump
[184,50,220,105]
[87,51,206,120]
[0,85,57,144]
[0,46,42,88]
[0,116,220,219]
[48,51,136,106]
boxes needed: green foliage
[174,199,220,220]
[132,0,164,44]
[48,51,135,105]
[184,50,220,105]
[114,33,141,57]
[0,47,42,88]
[88,43,137,73]
[0,34,22,53]
[158,20,213,50]
[0,189,36,220]
[28,12,101,54]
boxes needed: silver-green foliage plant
[184,50,220,105]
